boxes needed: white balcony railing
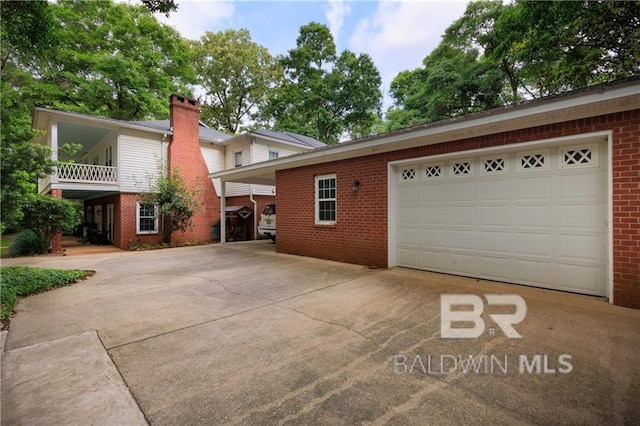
[56,163,118,184]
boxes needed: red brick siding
[50,189,63,254]
[168,95,221,243]
[276,110,640,308]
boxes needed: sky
[152,0,470,110]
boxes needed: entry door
[394,140,608,296]
[106,204,114,242]
[94,205,102,233]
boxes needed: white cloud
[154,0,235,41]
[325,0,351,50]
[348,0,468,109]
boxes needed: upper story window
[268,150,279,160]
[234,151,242,168]
[137,202,158,234]
[315,174,336,224]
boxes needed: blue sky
[154,0,470,110]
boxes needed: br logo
[440,294,527,339]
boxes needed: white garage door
[395,140,607,296]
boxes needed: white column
[50,120,59,184]
[220,180,226,243]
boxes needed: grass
[0,266,94,325]
[0,236,12,258]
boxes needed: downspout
[249,137,258,239]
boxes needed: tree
[30,0,195,120]
[141,0,178,16]
[192,29,281,133]
[1,0,57,231]
[19,195,80,254]
[259,22,382,144]
[142,168,201,244]
[384,0,640,129]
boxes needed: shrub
[0,266,92,321]
[8,230,41,257]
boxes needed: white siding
[225,140,252,197]
[201,143,225,195]
[251,139,308,195]
[119,132,166,193]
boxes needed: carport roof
[209,78,640,186]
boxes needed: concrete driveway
[2,241,639,425]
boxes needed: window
[268,150,279,160]
[315,174,336,224]
[137,202,158,234]
[234,151,242,168]
[451,160,473,177]
[401,168,416,180]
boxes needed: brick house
[32,95,323,252]
[211,79,640,309]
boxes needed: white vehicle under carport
[257,203,276,241]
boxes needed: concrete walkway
[2,241,639,425]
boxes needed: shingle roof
[252,129,325,148]
[130,119,232,142]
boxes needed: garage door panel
[448,252,477,275]
[478,231,510,254]
[559,205,604,229]
[421,185,445,202]
[556,264,605,295]
[449,182,475,202]
[558,173,604,200]
[479,180,510,201]
[516,233,553,257]
[421,250,447,272]
[395,140,607,296]
[398,185,420,203]
[450,206,476,226]
[421,229,446,248]
[517,176,552,201]
[559,234,604,261]
[448,230,476,250]
[422,206,447,225]
[516,205,552,227]
[480,206,509,226]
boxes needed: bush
[0,266,92,321]
[8,230,41,257]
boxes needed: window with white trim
[137,202,158,234]
[234,151,242,167]
[268,150,279,160]
[315,174,336,224]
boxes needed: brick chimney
[167,94,220,243]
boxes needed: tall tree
[385,0,640,130]
[1,0,57,231]
[192,29,281,134]
[259,22,382,144]
[34,0,195,120]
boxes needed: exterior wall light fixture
[351,180,360,192]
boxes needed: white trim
[388,163,398,267]
[136,201,158,234]
[315,174,337,225]
[607,131,614,303]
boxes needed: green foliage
[141,0,178,16]
[142,168,201,243]
[192,29,282,133]
[0,266,92,320]
[19,195,81,254]
[386,0,640,129]
[259,22,382,144]
[8,230,41,257]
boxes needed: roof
[130,119,231,142]
[252,129,325,148]
[209,78,640,186]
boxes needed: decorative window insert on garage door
[390,134,609,297]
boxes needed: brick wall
[168,94,220,244]
[276,110,640,308]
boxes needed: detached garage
[211,79,640,309]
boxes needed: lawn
[1,266,94,327]
[0,236,12,258]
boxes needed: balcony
[56,163,118,183]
